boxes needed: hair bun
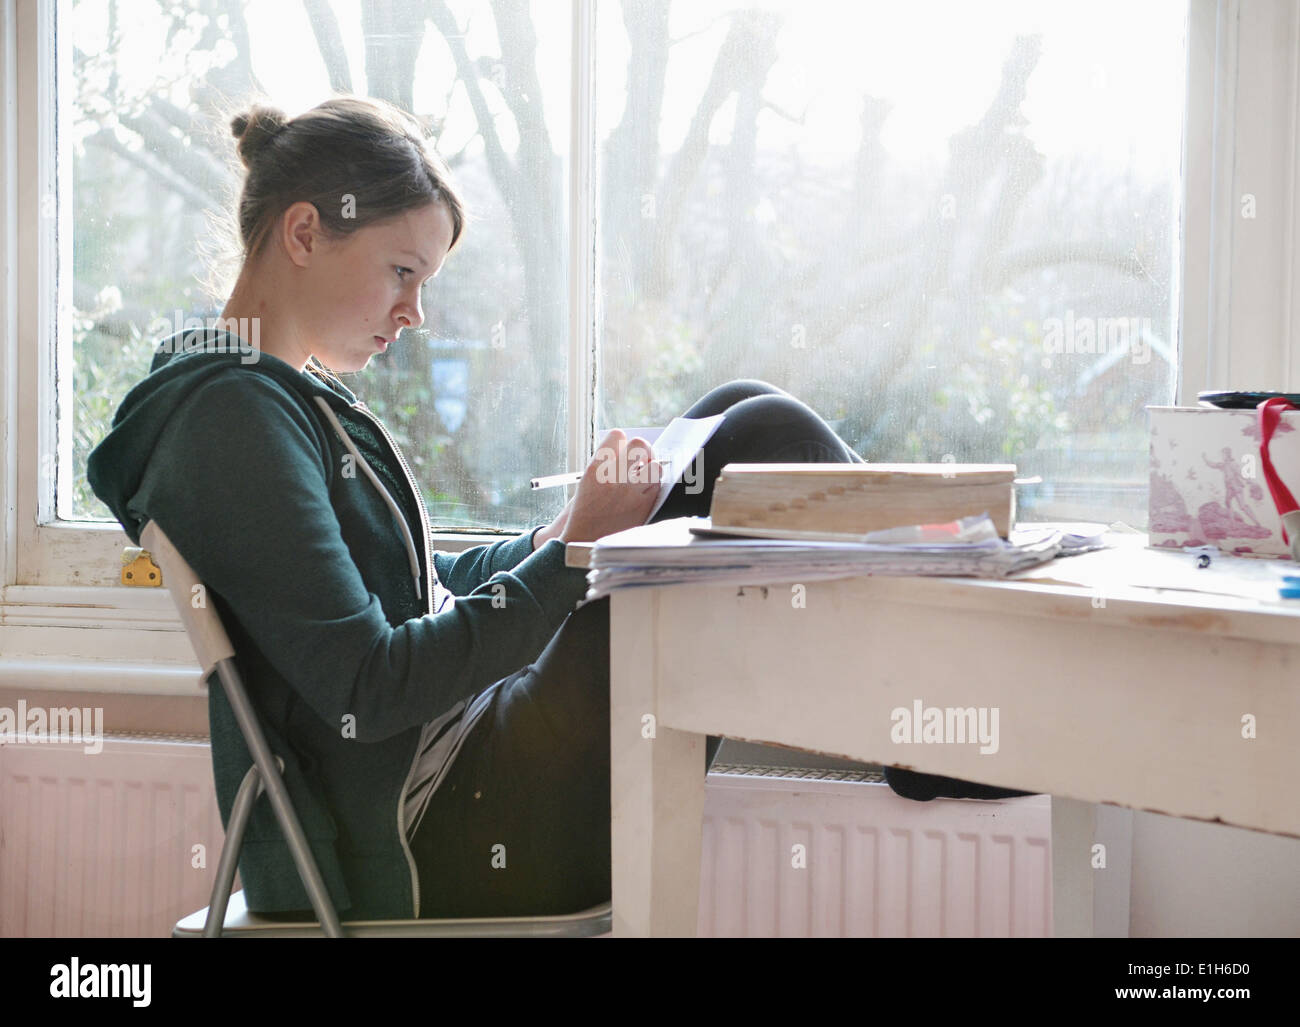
[231,105,289,168]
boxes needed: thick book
[707,462,1018,539]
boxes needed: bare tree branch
[428,0,564,455]
[668,12,733,47]
[82,126,215,210]
[149,95,197,138]
[759,98,806,126]
[115,105,228,202]
[602,0,670,288]
[486,0,564,316]
[994,243,1152,286]
[647,9,780,301]
[73,282,161,341]
[486,0,554,161]
[361,0,423,110]
[215,0,264,97]
[854,35,1047,450]
[304,0,353,93]
[427,0,519,209]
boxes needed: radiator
[698,772,1053,937]
[0,741,1052,937]
[0,736,226,938]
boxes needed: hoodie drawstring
[312,395,423,602]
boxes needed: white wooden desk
[575,537,1300,937]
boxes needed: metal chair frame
[142,519,611,938]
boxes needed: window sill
[0,529,535,695]
[0,656,202,695]
[18,519,532,587]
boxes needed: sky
[71,0,1188,179]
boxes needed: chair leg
[214,659,345,937]
[204,763,265,938]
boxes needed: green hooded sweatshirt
[87,327,590,919]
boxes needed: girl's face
[304,201,456,373]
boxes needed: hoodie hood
[88,328,357,546]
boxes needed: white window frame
[0,0,1293,688]
[1179,0,1300,399]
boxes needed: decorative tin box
[1149,405,1300,557]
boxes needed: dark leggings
[411,380,1030,917]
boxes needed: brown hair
[211,95,469,381]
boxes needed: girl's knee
[720,394,857,462]
[728,392,815,425]
[724,378,787,397]
[686,379,788,417]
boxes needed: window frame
[1176,0,1300,403]
[0,0,1292,680]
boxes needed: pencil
[531,456,668,490]
[530,471,584,490]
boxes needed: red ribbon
[1258,396,1299,544]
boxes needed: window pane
[595,0,1186,527]
[66,0,569,532]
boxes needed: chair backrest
[146,516,612,936]
[141,519,235,681]
[143,517,349,935]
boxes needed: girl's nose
[397,293,424,331]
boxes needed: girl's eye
[395,266,414,281]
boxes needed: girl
[88,95,1026,922]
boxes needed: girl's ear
[281,202,324,267]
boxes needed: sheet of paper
[641,414,725,521]
[584,513,1069,597]
[1007,534,1297,603]
[617,425,664,446]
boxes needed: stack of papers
[583,513,1108,600]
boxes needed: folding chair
[141,519,612,938]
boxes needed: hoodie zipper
[340,398,433,919]
[349,400,436,618]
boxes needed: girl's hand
[560,429,662,543]
[532,494,574,550]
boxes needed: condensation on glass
[65,0,1186,531]
[64,0,569,531]
[595,0,1186,527]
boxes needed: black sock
[884,766,1036,801]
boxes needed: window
[67,0,571,533]
[594,0,1185,526]
[64,0,1186,541]
[5,0,1295,601]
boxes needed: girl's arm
[437,433,654,589]
[144,372,588,743]
[430,495,572,594]
[532,496,572,549]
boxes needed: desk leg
[609,590,706,937]
[1051,797,1133,938]
[1052,797,1095,937]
